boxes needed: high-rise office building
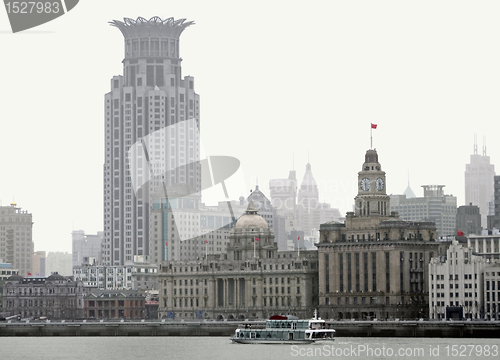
[104,17,200,265]
[465,137,495,228]
[0,203,33,276]
[390,185,457,238]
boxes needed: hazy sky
[1,1,499,253]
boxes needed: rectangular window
[372,252,377,292]
[147,65,154,86]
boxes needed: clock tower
[354,149,390,217]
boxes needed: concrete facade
[484,265,500,320]
[429,240,487,319]
[467,234,500,260]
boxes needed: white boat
[230,311,335,344]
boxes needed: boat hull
[230,338,316,344]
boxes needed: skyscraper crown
[109,16,194,39]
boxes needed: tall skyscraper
[0,203,33,276]
[465,136,495,228]
[104,17,200,265]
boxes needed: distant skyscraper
[32,251,46,277]
[269,170,297,216]
[0,203,33,276]
[103,16,200,265]
[45,252,72,276]
[297,163,319,236]
[487,176,500,230]
[72,230,104,268]
[465,136,495,228]
[390,185,457,238]
[456,203,482,237]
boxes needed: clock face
[360,178,371,191]
[376,178,385,191]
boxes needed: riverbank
[1,319,499,337]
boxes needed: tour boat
[230,311,335,344]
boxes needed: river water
[1,336,499,360]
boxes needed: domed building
[317,149,447,321]
[158,202,319,320]
[226,202,276,261]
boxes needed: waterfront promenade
[1,319,499,338]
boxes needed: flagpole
[370,125,372,149]
[254,237,256,258]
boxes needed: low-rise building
[429,240,487,319]
[73,262,158,290]
[84,290,145,319]
[2,273,86,319]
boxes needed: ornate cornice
[110,16,194,39]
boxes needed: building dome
[47,272,65,281]
[234,202,268,229]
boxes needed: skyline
[1,1,500,254]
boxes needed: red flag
[165,242,168,246]
[457,230,464,237]
[255,237,259,241]
[205,240,208,243]
[371,123,377,129]
[27,272,31,276]
[298,236,300,240]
